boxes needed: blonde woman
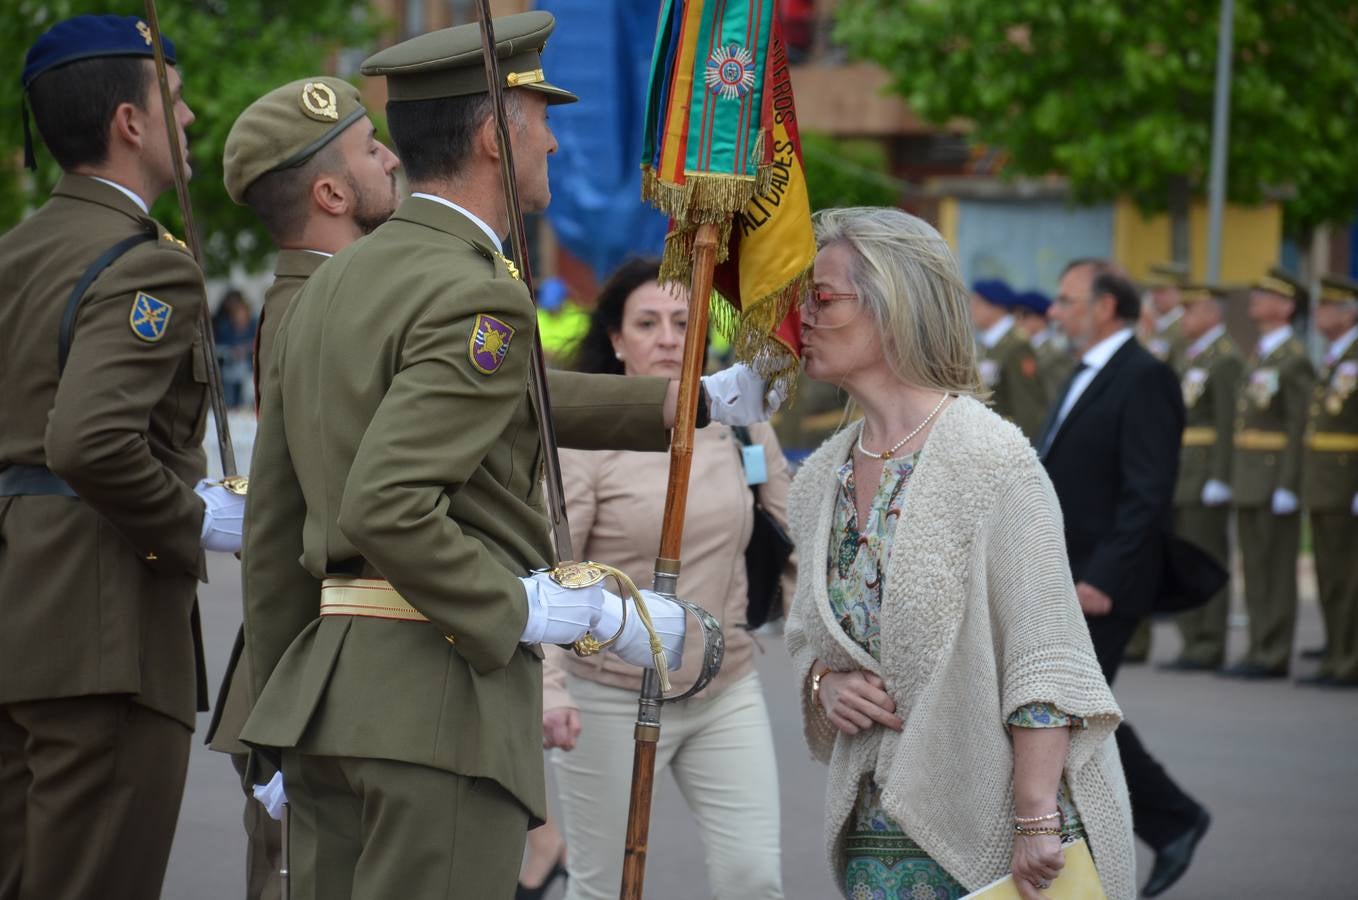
[785,207,1136,900]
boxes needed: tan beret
[360,10,576,105]
[223,76,368,204]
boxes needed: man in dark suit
[1041,259,1211,897]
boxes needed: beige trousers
[554,670,783,900]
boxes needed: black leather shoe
[1295,673,1335,687]
[1218,662,1287,680]
[1159,657,1219,672]
[1144,808,1211,897]
[1300,645,1327,660]
[515,861,567,900]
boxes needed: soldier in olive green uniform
[1162,287,1243,670]
[1224,273,1316,678]
[205,76,402,900]
[1013,288,1074,407]
[239,13,772,899]
[1299,275,1358,688]
[970,279,1047,442]
[1141,262,1189,370]
[0,17,243,899]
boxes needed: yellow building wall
[938,197,958,250]
[1113,199,1282,285]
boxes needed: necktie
[1038,361,1090,456]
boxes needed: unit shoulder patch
[469,313,515,375]
[130,291,172,342]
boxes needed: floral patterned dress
[828,451,1086,900]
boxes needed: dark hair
[570,257,663,375]
[386,92,500,183]
[28,56,153,170]
[1063,258,1140,322]
[242,139,346,243]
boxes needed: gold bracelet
[1014,825,1062,837]
[1014,811,1061,824]
[811,665,827,709]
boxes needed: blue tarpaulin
[540,0,669,281]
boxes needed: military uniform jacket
[1174,333,1243,507]
[1303,336,1358,511]
[1145,315,1187,370]
[1232,333,1315,508]
[979,325,1047,441]
[0,174,209,727]
[1034,335,1074,407]
[208,249,324,754]
[240,197,671,820]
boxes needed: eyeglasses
[802,288,859,317]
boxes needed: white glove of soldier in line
[196,478,244,553]
[1351,491,1358,517]
[1200,479,1233,507]
[701,363,785,427]
[251,771,287,821]
[593,589,686,672]
[1270,488,1299,516]
[519,572,607,645]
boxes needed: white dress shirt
[1156,306,1183,333]
[1044,326,1136,452]
[91,176,148,214]
[411,192,503,251]
[1186,323,1226,361]
[980,314,1015,350]
[1255,324,1292,360]
[1327,325,1358,366]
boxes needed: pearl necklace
[855,393,949,460]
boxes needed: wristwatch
[811,664,827,709]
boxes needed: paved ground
[164,542,1358,899]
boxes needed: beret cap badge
[136,21,152,45]
[300,82,340,121]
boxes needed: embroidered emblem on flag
[469,313,515,375]
[705,44,755,100]
[129,291,172,342]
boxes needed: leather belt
[1181,427,1218,447]
[1307,432,1358,453]
[1234,429,1287,451]
[0,465,78,497]
[320,577,455,644]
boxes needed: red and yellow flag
[642,0,814,395]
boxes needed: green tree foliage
[1,0,382,275]
[801,131,900,211]
[834,0,1358,234]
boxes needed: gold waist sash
[1234,429,1287,451]
[1182,427,1218,447]
[320,577,429,623]
[1308,432,1358,453]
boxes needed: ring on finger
[1035,878,1051,890]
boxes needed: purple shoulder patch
[469,313,515,374]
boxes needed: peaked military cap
[224,77,368,204]
[971,279,1016,308]
[1253,267,1305,302]
[1144,261,1190,289]
[1179,284,1230,305]
[360,10,577,105]
[22,14,175,88]
[1318,273,1358,305]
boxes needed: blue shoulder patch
[129,291,172,342]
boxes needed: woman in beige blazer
[536,258,795,900]
[786,208,1135,899]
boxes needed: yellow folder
[961,839,1106,899]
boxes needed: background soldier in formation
[0,16,242,899]
[1012,287,1074,405]
[1226,273,1314,679]
[1141,261,1189,368]
[205,75,401,900]
[1300,275,1358,688]
[969,278,1046,441]
[1163,286,1242,671]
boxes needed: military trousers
[281,749,529,900]
[1311,511,1358,681]
[231,751,283,900]
[0,694,190,900]
[1236,507,1302,672]
[1173,504,1232,666]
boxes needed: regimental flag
[642,0,814,396]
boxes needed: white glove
[1351,492,1358,517]
[251,771,287,821]
[1271,488,1299,516]
[594,589,686,671]
[196,478,244,552]
[519,572,606,645]
[1201,479,1233,507]
[701,363,784,426]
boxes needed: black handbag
[731,427,795,629]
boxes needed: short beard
[348,172,397,235]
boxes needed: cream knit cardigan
[785,396,1136,899]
